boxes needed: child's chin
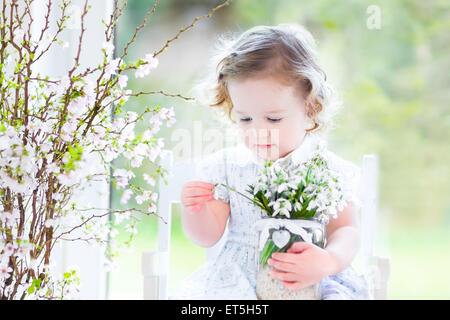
[255,147,280,161]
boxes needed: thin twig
[153,0,232,58]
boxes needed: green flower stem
[215,182,255,203]
[260,239,278,266]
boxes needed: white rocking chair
[141,151,390,300]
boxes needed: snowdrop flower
[293,197,303,210]
[247,150,349,222]
[269,198,292,218]
[277,183,289,194]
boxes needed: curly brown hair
[194,24,340,134]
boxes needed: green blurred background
[107,0,450,299]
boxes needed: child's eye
[239,117,252,122]
[267,118,282,123]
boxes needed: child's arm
[323,201,360,275]
[180,181,230,248]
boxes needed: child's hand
[267,242,339,290]
[181,181,215,214]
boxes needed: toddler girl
[172,24,369,300]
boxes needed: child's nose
[246,127,271,139]
[257,128,270,138]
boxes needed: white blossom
[125,223,138,235]
[105,58,121,78]
[120,189,133,204]
[118,74,128,89]
[159,107,176,127]
[114,169,135,189]
[135,54,159,78]
[102,41,115,58]
[4,242,17,257]
[114,210,131,224]
[147,203,157,214]
[15,242,32,259]
[143,174,155,186]
[0,262,13,280]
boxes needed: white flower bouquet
[217,146,352,299]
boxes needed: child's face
[228,75,311,161]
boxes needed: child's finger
[187,189,214,197]
[182,194,214,206]
[287,242,314,253]
[267,258,296,273]
[185,181,215,190]
[182,188,213,199]
[270,269,298,282]
[271,252,298,264]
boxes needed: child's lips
[256,144,273,148]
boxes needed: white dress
[169,133,370,300]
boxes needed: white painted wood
[142,251,169,300]
[31,0,114,300]
[360,155,379,271]
[373,256,390,300]
[359,154,390,299]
